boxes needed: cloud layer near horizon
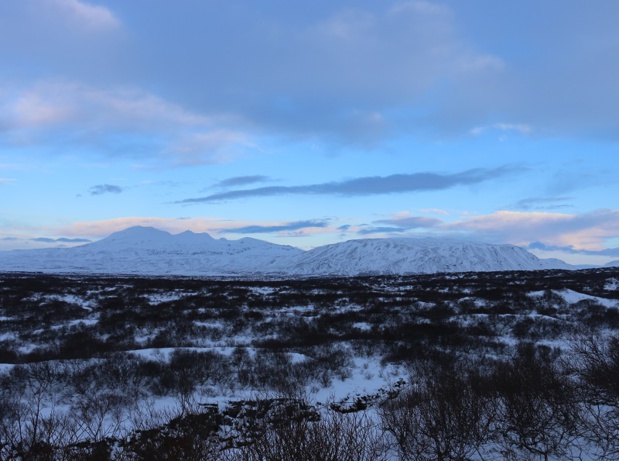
[6,208,614,260]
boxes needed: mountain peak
[175,230,215,242]
[101,226,171,240]
[119,225,167,233]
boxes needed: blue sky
[2,0,619,264]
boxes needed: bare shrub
[491,343,580,461]
[570,335,619,459]
[379,362,493,461]
[0,363,80,460]
[234,409,387,461]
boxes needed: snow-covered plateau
[0,225,572,276]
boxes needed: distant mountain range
[0,226,574,276]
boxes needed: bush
[491,343,580,460]
[380,361,493,461]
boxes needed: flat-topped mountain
[284,237,570,276]
[0,226,571,276]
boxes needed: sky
[1,0,619,265]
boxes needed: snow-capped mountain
[283,237,571,276]
[0,226,303,276]
[0,226,571,276]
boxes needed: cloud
[31,237,91,243]
[419,208,449,216]
[4,2,619,145]
[544,168,616,196]
[12,208,619,262]
[526,242,619,258]
[4,81,207,130]
[353,212,446,237]
[179,166,522,203]
[46,0,120,31]
[0,81,249,166]
[89,184,123,195]
[512,196,573,211]
[349,208,619,258]
[34,0,501,146]
[220,220,329,234]
[446,209,619,250]
[357,226,410,235]
[470,123,533,136]
[0,0,124,102]
[374,216,442,228]
[214,175,272,189]
[0,178,16,185]
[55,216,331,240]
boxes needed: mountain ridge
[0,225,573,276]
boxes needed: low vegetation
[1,269,619,459]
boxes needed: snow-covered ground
[2,268,619,459]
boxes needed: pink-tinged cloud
[9,210,619,260]
[365,209,619,253]
[1,81,250,166]
[12,91,75,126]
[58,217,338,241]
[60,217,236,238]
[6,81,209,130]
[447,210,619,250]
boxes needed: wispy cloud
[512,196,573,211]
[357,226,410,235]
[89,184,123,195]
[4,81,207,130]
[56,216,333,240]
[0,178,16,185]
[470,123,533,136]
[374,216,442,228]
[46,0,120,30]
[213,175,272,189]
[220,220,329,234]
[31,237,91,243]
[353,211,442,237]
[0,80,250,166]
[179,166,522,203]
[526,242,619,258]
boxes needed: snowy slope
[0,226,571,276]
[283,237,570,276]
